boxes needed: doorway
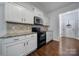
[59,9,79,55]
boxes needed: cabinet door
[28,39,36,53]
[27,11,34,24]
[34,8,40,16]
[27,34,37,54]
[32,34,37,50]
[25,39,31,54]
[0,39,2,56]
[0,4,6,37]
[5,3,22,22]
[43,16,48,25]
[31,34,37,51]
[46,32,53,43]
[24,10,34,24]
[46,32,49,42]
[6,42,25,56]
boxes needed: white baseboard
[53,37,61,42]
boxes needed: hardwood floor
[28,37,79,56]
[29,40,59,56]
[60,37,79,56]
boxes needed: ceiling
[30,2,76,13]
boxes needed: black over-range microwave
[34,16,43,25]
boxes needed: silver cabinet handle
[27,42,28,45]
[21,18,24,21]
[24,43,25,46]
[24,18,26,21]
[31,35,34,37]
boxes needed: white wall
[48,3,79,41]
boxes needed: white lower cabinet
[6,42,25,56]
[0,39,2,56]
[1,33,37,56]
[46,32,53,43]
[25,34,37,55]
[2,36,26,56]
[27,40,34,54]
[27,38,37,54]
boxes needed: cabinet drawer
[25,34,37,40]
[30,34,37,37]
[26,34,37,38]
[3,36,25,44]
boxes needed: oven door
[38,32,46,42]
[37,32,46,49]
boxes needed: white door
[6,42,25,56]
[62,10,78,38]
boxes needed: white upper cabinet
[0,3,48,25]
[5,3,34,24]
[23,10,34,24]
[33,7,49,25]
[4,3,48,25]
[33,7,41,17]
[43,16,49,25]
[5,3,22,22]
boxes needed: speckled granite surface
[0,32,36,38]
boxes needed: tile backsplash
[6,22,32,35]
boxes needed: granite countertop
[47,30,53,32]
[0,32,37,38]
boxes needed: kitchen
[0,2,53,56]
[0,2,79,56]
